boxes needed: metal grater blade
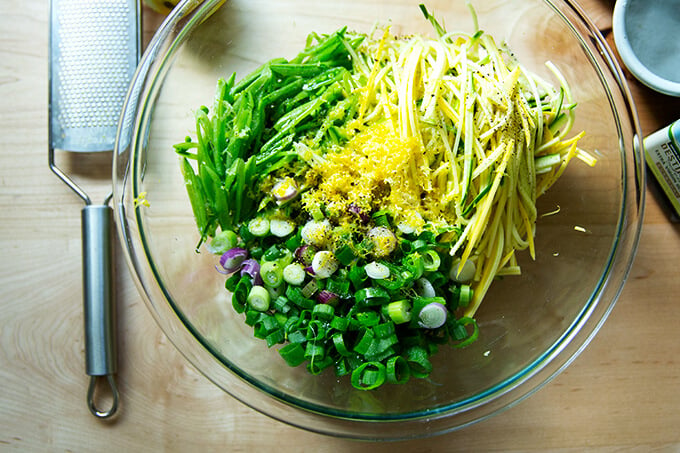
[49,0,140,153]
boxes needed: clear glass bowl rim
[114,0,645,440]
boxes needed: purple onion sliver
[295,245,316,266]
[219,247,248,272]
[214,264,230,275]
[348,203,370,224]
[317,290,339,305]
[240,258,261,279]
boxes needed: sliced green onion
[451,284,474,308]
[245,310,264,327]
[374,266,407,291]
[266,284,285,300]
[270,218,296,237]
[385,356,410,384]
[371,210,390,227]
[283,262,306,285]
[273,296,291,313]
[306,319,327,341]
[304,342,325,361]
[451,317,479,348]
[325,278,350,298]
[260,261,284,288]
[206,230,238,254]
[414,277,436,298]
[232,276,253,313]
[285,285,315,309]
[459,284,473,307]
[330,316,350,332]
[224,272,241,292]
[332,333,352,356]
[355,287,390,306]
[263,244,286,261]
[273,312,288,327]
[351,361,386,390]
[450,258,476,283]
[348,264,368,289]
[402,253,424,280]
[253,315,279,338]
[307,355,334,375]
[311,250,339,278]
[368,226,397,257]
[365,344,396,363]
[300,219,330,246]
[334,358,351,376]
[287,330,306,344]
[417,302,448,329]
[265,329,285,347]
[410,296,446,325]
[365,261,390,279]
[385,300,412,324]
[353,328,375,354]
[284,231,302,251]
[312,303,335,320]
[248,217,270,237]
[373,322,395,339]
[247,286,271,311]
[404,345,433,378]
[355,310,380,327]
[411,239,428,251]
[428,271,447,288]
[301,280,319,298]
[421,249,441,272]
[279,342,305,367]
[334,244,356,266]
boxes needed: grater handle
[82,204,119,418]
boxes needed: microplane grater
[48,0,141,419]
[49,0,140,152]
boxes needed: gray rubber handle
[81,205,117,376]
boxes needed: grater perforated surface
[49,0,139,152]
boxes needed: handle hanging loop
[87,375,119,419]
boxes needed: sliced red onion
[348,203,370,224]
[219,247,248,273]
[303,265,315,276]
[317,290,339,306]
[240,258,260,279]
[295,245,317,266]
[240,259,263,286]
[417,302,448,329]
[214,265,230,275]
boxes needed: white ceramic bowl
[613,0,680,97]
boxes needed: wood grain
[1,0,679,451]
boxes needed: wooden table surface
[2,0,680,450]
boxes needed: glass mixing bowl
[114,0,644,440]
